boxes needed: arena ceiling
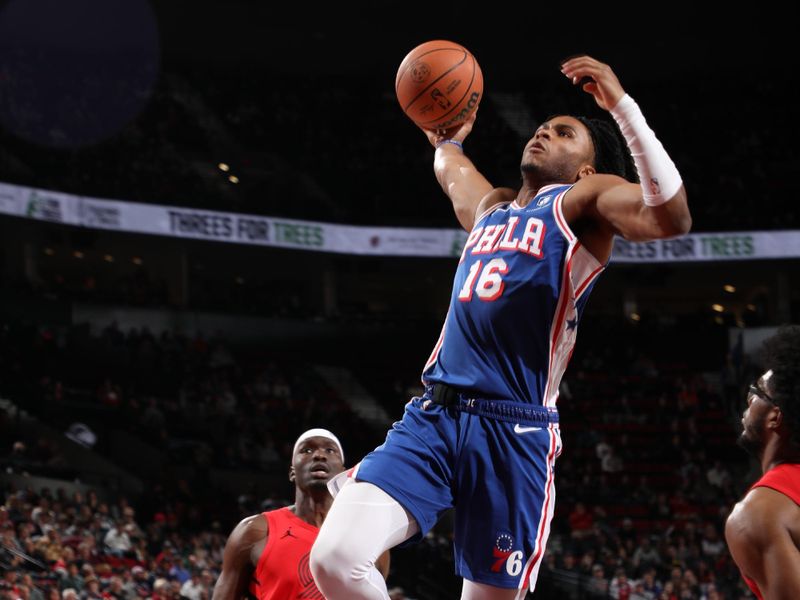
[152,2,790,84]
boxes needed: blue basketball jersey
[422,183,605,407]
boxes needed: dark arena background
[0,2,797,599]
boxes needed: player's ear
[577,164,596,180]
[289,466,295,483]
[769,405,783,430]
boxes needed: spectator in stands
[103,521,132,556]
[60,589,78,600]
[587,564,609,597]
[699,524,725,559]
[179,572,203,600]
[632,536,661,573]
[637,569,662,598]
[568,502,594,539]
[104,576,124,600]
[705,460,730,490]
[609,567,633,599]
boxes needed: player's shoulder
[727,487,794,544]
[231,512,269,544]
[566,173,629,202]
[483,187,516,207]
[475,187,515,221]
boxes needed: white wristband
[610,94,682,207]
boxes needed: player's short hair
[761,325,800,446]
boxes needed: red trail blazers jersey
[250,507,323,600]
[740,463,800,600]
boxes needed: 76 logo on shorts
[491,534,524,576]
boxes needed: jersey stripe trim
[542,241,578,406]
[421,314,449,380]
[553,187,576,243]
[574,262,604,299]
[518,426,558,594]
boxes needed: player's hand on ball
[421,110,478,149]
[560,55,626,111]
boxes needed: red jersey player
[213,429,390,600]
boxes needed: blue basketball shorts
[355,387,563,590]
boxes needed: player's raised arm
[420,113,494,232]
[562,55,691,241]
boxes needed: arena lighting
[228,175,239,184]
[630,313,641,322]
[132,256,143,265]
[73,250,84,259]
[104,254,114,263]
[723,284,736,293]
[711,304,724,313]
[43,247,54,256]
[218,163,230,172]
[746,304,757,311]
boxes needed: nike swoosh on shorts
[513,424,543,434]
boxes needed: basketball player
[310,55,691,600]
[725,327,800,599]
[213,428,389,600]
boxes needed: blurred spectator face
[152,579,169,600]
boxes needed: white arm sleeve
[610,94,683,206]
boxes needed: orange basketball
[395,40,483,131]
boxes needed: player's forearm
[434,144,492,231]
[611,94,691,237]
[641,186,691,237]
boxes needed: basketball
[395,40,483,131]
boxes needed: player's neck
[292,490,333,528]
[515,180,562,207]
[763,440,800,474]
